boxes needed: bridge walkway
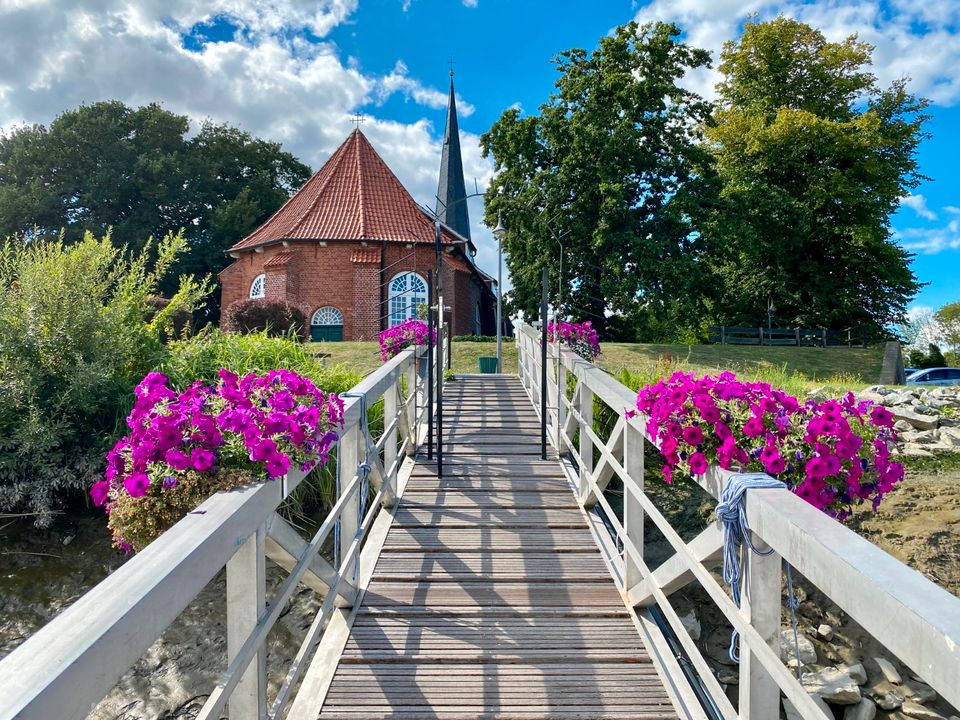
[313,374,679,719]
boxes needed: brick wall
[219,240,495,340]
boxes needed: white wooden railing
[0,344,438,720]
[516,322,960,720]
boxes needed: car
[905,367,960,386]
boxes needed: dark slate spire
[436,71,471,240]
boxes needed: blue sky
[0,0,957,314]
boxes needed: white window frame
[311,306,344,326]
[388,272,427,326]
[249,274,266,299]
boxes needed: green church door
[310,307,344,342]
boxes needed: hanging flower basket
[634,371,903,520]
[92,369,344,552]
[548,320,601,361]
[379,319,434,361]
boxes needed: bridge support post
[624,421,644,590]
[739,539,782,719]
[226,523,267,720]
[338,421,361,583]
[578,382,593,501]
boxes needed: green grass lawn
[308,338,883,393]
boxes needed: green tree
[0,102,310,309]
[934,301,960,349]
[481,22,717,336]
[703,17,927,335]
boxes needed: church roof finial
[436,69,470,240]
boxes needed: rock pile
[854,386,960,457]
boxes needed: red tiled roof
[230,130,465,251]
[263,250,296,267]
[350,248,382,264]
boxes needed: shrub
[161,327,361,392]
[452,335,499,343]
[222,298,309,339]
[0,232,209,525]
[908,343,947,369]
[145,296,193,340]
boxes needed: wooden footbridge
[2,326,960,720]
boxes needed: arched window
[311,306,344,342]
[249,274,266,299]
[388,272,427,326]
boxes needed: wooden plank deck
[315,375,679,720]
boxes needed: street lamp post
[492,214,506,373]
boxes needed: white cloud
[896,216,960,254]
[377,60,475,116]
[0,0,497,276]
[632,0,960,105]
[463,0,478,6]
[901,193,938,221]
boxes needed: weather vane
[448,57,455,77]
[351,111,365,129]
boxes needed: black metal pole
[437,295,443,478]
[427,269,434,460]
[540,267,548,461]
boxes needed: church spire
[436,71,471,240]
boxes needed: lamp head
[492,212,506,240]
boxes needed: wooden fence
[709,325,872,347]
[517,322,960,720]
[0,342,441,720]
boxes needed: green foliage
[934,301,960,349]
[452,335,499,343]
[221,298,309,339]
[0,101,310,317]
[908,343,947,369]
[703,17,927,334]
[0,232,209,524]
[481,22,717,338]
[161,328,361,393]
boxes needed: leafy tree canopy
[934,301,960,349]
[704,16,927,335]
[0,101,311,310]
[481,22,718,335]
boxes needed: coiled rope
[716,473,802,678]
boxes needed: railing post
[226,523,266,720]
[739,540,782,719]
[578,378,593,500]
[407,356,418,454]
[556,349,568,454]
[338,419,360,582]
[624,420,644,590]
[384,379,398,503]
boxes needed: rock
[870,683,905,711]
[803,666,862,705]
[784,694,834,720]
[817,623,834,641]
[846,663,868,685]
[780,628,817,665]
[875,657,902,684]
[904,681,937,704]
[844,698,878,720]
[894,420,914,432]
[891,407,939,430]
[900,430,937,444]
[858,391,888,405]
[866,385,895,396]
[937,426,960,447]
[901,701,946,719]
[901,444,934,457]
[679,609,701,641]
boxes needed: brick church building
[219,77,497,341]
